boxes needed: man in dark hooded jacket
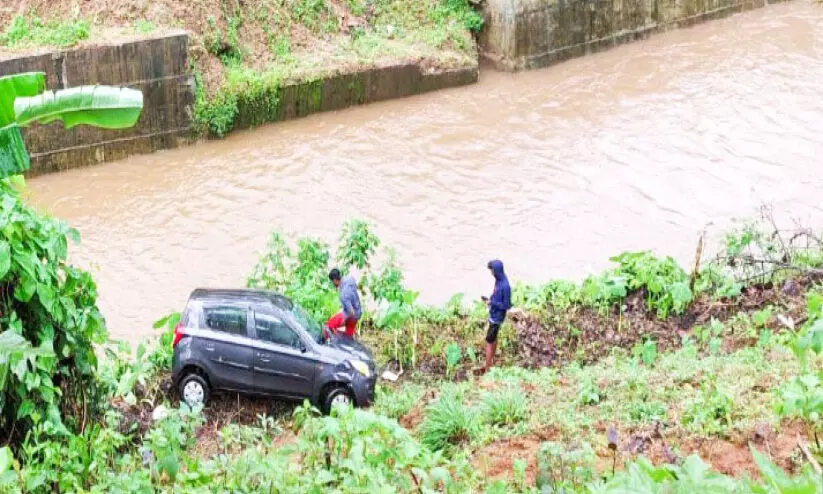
[483,260,511,373]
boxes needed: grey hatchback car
[171,289,376,413]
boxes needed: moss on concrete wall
[232,63,479,131]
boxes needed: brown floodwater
[27,2,823,341]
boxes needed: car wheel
[179,373,210,407]
[322,386,354,414]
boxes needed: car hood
[323,334,373,362]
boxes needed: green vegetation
[133,20,156,35]
[184,0,483,136]
[420,387,482,452]
[0,14,90,48]
[4,150,823,493]
[0,71,142,449]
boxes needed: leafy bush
[482,386,527,426]
[445,343,462,378]
[193,72,239,137]
[247,220,409,322]
[577,375,602,406]
[421,390,481,451]
[246,232,339,321]
[429,0,483,33]
[0,180,107,442]
[681,378,734,435]
[535,441,596,492]
[373,384,425,419]
[609,251,693,318]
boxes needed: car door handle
[257,352,271,363]
[204,344,215,352]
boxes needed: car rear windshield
[290,304,323,343]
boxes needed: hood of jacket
[488,260,506,281]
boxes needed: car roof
[188,288,293,310]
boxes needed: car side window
[202,305,248,336]
[254,312,302,349]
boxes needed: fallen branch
[740,257,823,276]
[797,433,822,476]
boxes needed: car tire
[322,386,354,415]
[179,373,210,407]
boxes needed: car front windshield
[291,303,324,343]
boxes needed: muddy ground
[471,421,810,485]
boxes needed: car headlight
[350,359,371,378]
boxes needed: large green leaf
[0,72,46,127]
[14,86,143,129]
[0,331,31,392]
[0,241,9,279]
[0,124,30,179]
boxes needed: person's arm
[489,289,504,310]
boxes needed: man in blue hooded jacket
[483,259,512,373]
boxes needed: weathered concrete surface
[480,0,775,70]
[233,62,479,129]
[0,32,193,176]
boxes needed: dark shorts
[486,322,501,344]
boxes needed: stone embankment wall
[0,33,193,176]
[479,0,773,70]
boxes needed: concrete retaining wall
[480,0,773,71]
[0,32,194,176]
[233,63,479,130]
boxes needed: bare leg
[483,342,495,373]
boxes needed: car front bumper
[351,371,377,407]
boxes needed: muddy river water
[27,2,823,341]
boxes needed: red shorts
[326,312,358,337]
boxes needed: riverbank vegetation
[0,0,482,137]
[3,185,823,491]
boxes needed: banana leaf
[0,72,46,127]
[14,86,143,129]
[0,81,144,179]
[0,124,30,179]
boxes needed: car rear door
[197,303,255,391]
[251,308,316,398]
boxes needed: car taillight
[172,322,184,348]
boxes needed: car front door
[251,309,317,398]
[197,303,255,391]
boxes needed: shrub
[0,180,107,443]
[373,384,425,419]
[482,386,528,426]
[421,390,481,451]
[536,441,596,492]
